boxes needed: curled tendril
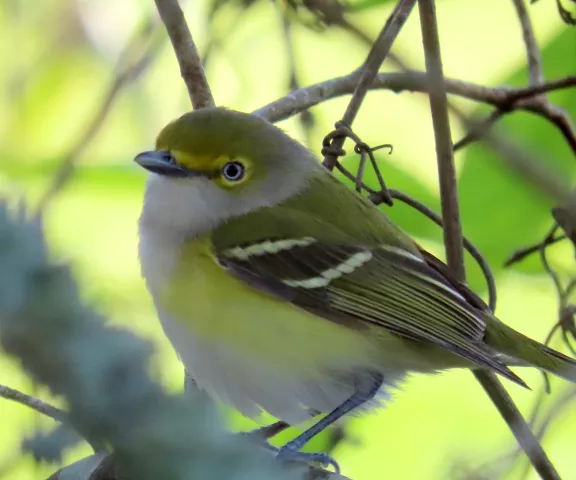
[321,121,393,205]
[530,0,576,25]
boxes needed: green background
[1,0,575,478]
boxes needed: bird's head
[135,107,320,236]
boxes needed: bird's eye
[221,161,245,182]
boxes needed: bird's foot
[275,445,340,473]
[239,427,340,473]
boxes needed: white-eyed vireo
[135,107,576,471]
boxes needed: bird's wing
[212,223,525,387]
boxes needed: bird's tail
[485,318,576,383]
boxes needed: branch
[524,99,576,157]
[509,75,576,101]
[254,71,575,197]
[0,385,99,461]
[453,109,505,152]
[418,0,464,276]
[256,78,571,200]
[511,0,544,86]
[453,1,576,158]
[0,384,67,423]
[254,71,576,125]
[154,0,215,109]
[321,0,417,169]
[504,233,566,266]
[418,1,561,479]
[341,1,415,125]
[285,0,412,75]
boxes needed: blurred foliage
[0,204,297,480]
[0,0,575,479]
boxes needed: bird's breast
[140,232,407,423]
[158,236,373,372]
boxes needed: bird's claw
[239,429,340,473]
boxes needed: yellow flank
[161,236,375,375]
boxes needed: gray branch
[0,384,67,423]
[418,1,561,479]
[321,0,417,169]
[511,0,544,86]
[254,71,576,124]
[154,0,215,108]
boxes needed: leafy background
[0,0,575,478]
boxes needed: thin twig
[321,0,417,169]
[509,76,576,101]
[35,19,162,216]
[530,100,576,157]
[540,225,564,304]
[418,1,561,479]
[453,110,505,152]
[453,92,576,157]
[512,0,544,86]
[474,98,576,160]
[154,0,215,108]
[287,0,414,75]
[332,14,415,85]
[504,233,566,266]
[418,0,464,277]
[0,384,67,423]
[341,2,571,162]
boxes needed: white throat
[137,160,319,293]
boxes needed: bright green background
[1,0,575,478]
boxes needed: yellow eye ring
[221,161,246,182]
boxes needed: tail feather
[485,318,576,383]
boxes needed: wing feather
[214,235,525,386]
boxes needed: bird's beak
[134,151,193,178]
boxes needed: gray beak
[134,151,191,178]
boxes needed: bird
[135,106,576,471]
